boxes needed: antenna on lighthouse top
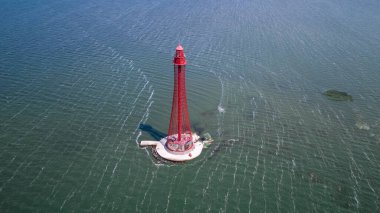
[176,44,184,51]
[173,44,186,65]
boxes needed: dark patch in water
[295,170,324,185]
[200,109,217,117]
[207,139,238,159]
[331,181,354,209]
[191,122,205,134]
[308,172,323,184]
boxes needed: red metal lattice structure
[166,45,193,152]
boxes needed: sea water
[1,0,380,211]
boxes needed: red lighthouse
[166,45,193,152]
[140,45,204,161]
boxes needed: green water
[1,0,380,212]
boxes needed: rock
[202,132,213,141]
[323,90,352,101]
[356,121,370,130]
[201,133,213,149]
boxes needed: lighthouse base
[156,141,203,161]
[140,133,203,162]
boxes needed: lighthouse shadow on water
[139,124,167,141]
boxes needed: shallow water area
[1,0,380,212]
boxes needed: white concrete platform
[140,133,203,161]
[155,141,203,161]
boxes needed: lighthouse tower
[140,45,203,161]
[166,45,193,152]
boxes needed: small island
[323,90,353,101]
